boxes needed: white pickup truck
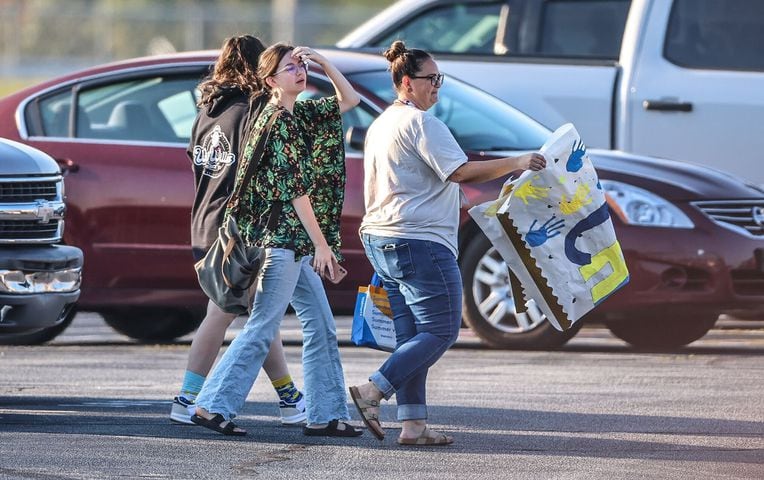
[339,0,764,186]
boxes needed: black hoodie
[187,87,262,260]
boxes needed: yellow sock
[272,375,301,403]
[271,375,293,389]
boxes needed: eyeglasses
[272,61,308,77]
[410,73,445,87]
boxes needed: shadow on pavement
[1,396,761,464]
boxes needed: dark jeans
[362,234,462,421]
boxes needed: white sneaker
[279,395,307,425]
[172,394,307,425]
[170,396,196,425]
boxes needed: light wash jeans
[362,234,462,421]
[195,248,350,424]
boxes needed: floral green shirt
[232,96,345,260]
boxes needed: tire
[103,308,203,342]
[0,303,77,345]
[607,314,718,349]
[460,233,582,349]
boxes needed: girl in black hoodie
[170,35,306,427]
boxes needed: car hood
[0,138,60,176]
[589,149,764,200]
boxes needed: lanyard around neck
[394,98,420,109]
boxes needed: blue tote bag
[351,273,396,352]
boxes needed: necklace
[394,98,419,109]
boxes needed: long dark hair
[198,34,266,106]
[384,40,432,90]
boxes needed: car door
[21,66,207,309]
[623,0,764,187]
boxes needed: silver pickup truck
[339,0,764,186]
[0,138,83,344]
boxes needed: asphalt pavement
[0,313,762,479]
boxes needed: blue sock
[179,371,206,402]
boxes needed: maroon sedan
[1,50,762,348]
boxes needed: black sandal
[191,413,247,436]
[302,419,363,437]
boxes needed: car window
[297,78,377,152]
[348,71,550,151]
[35,75,199,142]
[38,90,77,137]
[370,2,504,54]
[536,0,630,59]
[158,90,199,139]
[664,0,764,71]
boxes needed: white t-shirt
[360,103,467,256]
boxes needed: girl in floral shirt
[192,43,362,438]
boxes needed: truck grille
[0,180,59,202]
[0,220,62,242]
[692,200,764,237]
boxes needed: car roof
[19,48,389,93]
[82,48,390,73]
[2,48,393,139]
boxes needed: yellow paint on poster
[560,183,593,215]
[514,178,549,205]
[578,241,628,304]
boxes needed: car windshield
[348,70,551,151]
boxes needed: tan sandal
[349,386,385,440]
[397,427,453,446]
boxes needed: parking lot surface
[1,313,762,479]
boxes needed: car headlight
[0,267,81,293]
[600,180,694,228]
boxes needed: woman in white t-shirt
[349,40,546,446]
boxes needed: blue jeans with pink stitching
[362,234,462,421]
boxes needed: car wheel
[103,308,204,342]
[460,233,582,349]
[0,303,77,345]
[606,314,718,349]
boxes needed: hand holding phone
[311,256,347,284]
[326,257,347,284]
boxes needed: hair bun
[383,40,407,62]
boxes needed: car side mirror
[345,126,367,152]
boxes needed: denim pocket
[378,242,415,279]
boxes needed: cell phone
[311,257,348,284]
[328,263,348,284]
[326,256,347,284]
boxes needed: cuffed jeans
[362,234,462,421]
[195,248,350,424]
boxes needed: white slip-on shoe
[279,394,307,425]
[169,396,196,425]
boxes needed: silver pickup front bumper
[0,244,83,332]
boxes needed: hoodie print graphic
[192,125,236,178]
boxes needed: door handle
[55,158,80,175]
[642,100,693,112]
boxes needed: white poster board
[469,124,629,330]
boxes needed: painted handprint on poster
[469,124,629,331]
[526,216,565,247]
[566,140,586,172]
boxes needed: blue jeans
[362,234,462,421]
[195,248,350,424]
